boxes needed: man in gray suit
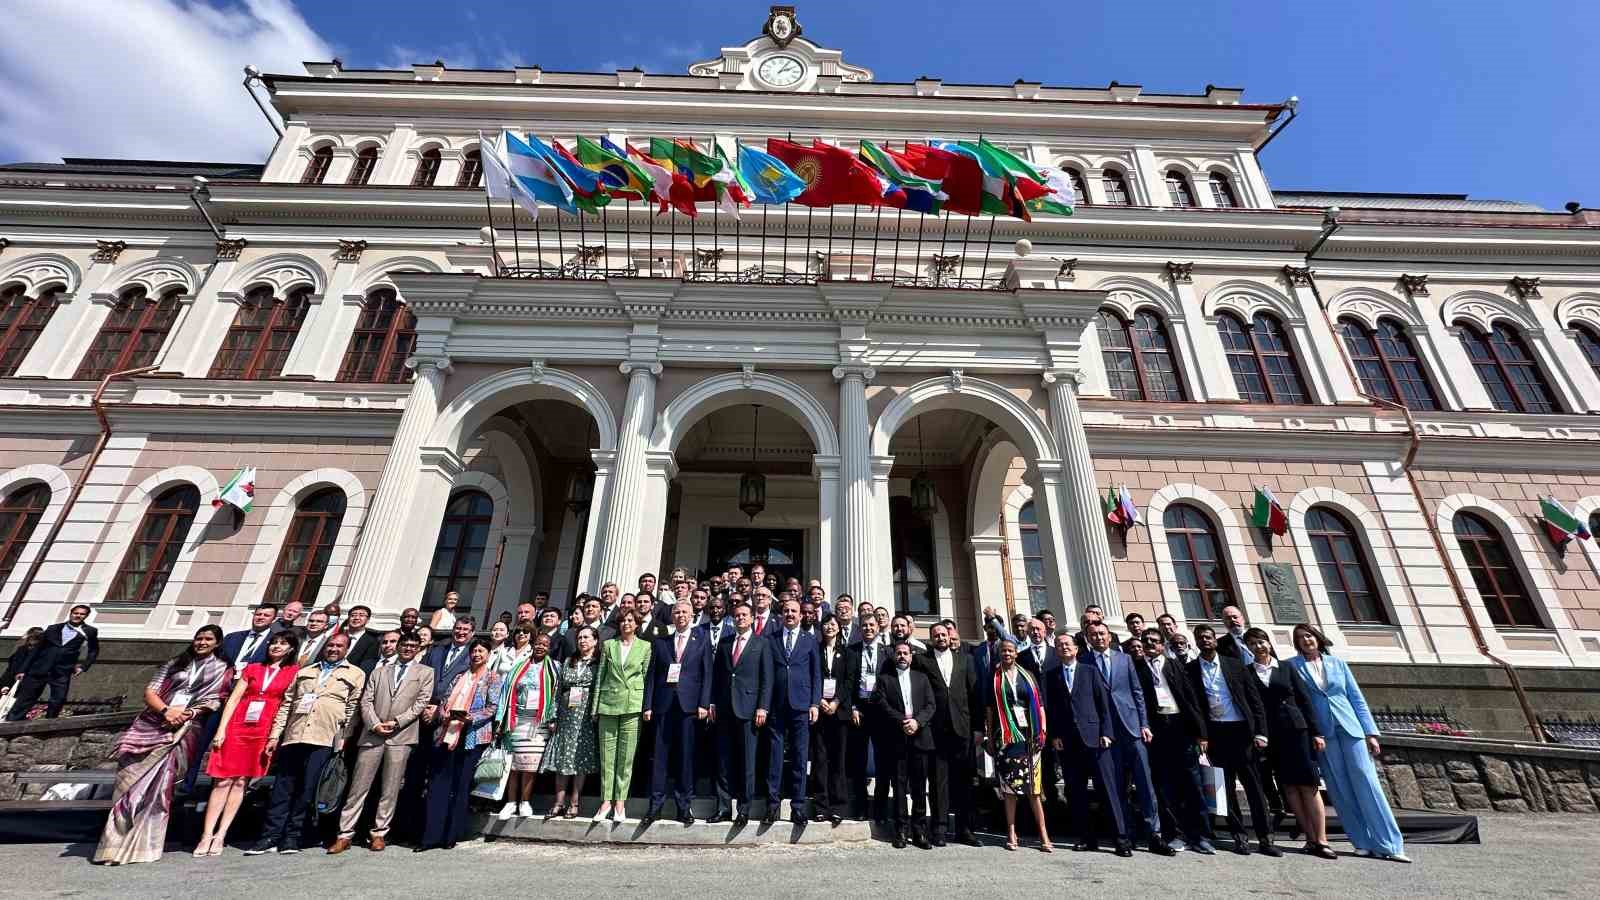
[329,631,433,854]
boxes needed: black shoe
[639,814,657,829]
[893,831,908,849]
[930,831,947,848]
[1148,839,1176,856]
[811,811,829,822]
[760,811,777,828]
[830,814,844,827]
[1231,835,1253,856]
[1072,841,1097,852]
[1114,842,1134,858]
[707,811,730,824]
[734,814,749,828]
[956,829,980,846]
[677,813,695,827]
[913,830,932,850]
[1308,842,1338,860]
[279,845,301,855]
[1259,841,1284,858]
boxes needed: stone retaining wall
[1375,733,1600,814]
[0,712,134,800]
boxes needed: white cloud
[0,0,334,165]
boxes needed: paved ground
[13,814,1600,899]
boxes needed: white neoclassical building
[2,10,1599,731]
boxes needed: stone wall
[1375,733,1600,814]
[0,637,185,711]
[0,711,133,800]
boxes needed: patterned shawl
[992,665,1044,749]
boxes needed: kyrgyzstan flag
[766,138,883,208]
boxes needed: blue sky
[2,1,1594,209]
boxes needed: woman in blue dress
[1286,624,1409,863]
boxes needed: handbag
[471,746,510,801]
[314,755,348,814]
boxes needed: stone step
[479,811,871,846]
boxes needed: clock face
[757,54,805,87]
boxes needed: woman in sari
[93,625,232,865]
[984,637,1051,852]
[493,631,558,819]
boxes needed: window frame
[264,488,347,607]
[456,149,483,188]
[1063,167,1089,207]
[1207,172,1239,208]
[412,148,442,187]
[1338,316,1440,411]
[0,283,61,378]
[888,495,937,617]
[1096,307,1187,401]
[1305,506,1390,624]
[301,145,333,185]
[347,146,379,186]
[1571,322,1600,385]
[107,484,200,606]
[1162,503,1237,621]
[1165,170,1196,208]
[1100,168,1131,206]
[1217,310,1311,405]
[1017,500,1048,613]
[0,482,50,589]
[1452,511,1543,627]
[336,289,417,384]
[423,489,494,611]
[75,286,183,380]
[1456,321,1561,414]
[209,285,313,380]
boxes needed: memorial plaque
[1259,562,1309,624]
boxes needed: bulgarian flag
[1540,496,1593,547]
[1251,485,1288,535]
[213,467,256,514]
[1104,484,1139,528]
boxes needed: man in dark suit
[1084,621,1171,856]
[4,604,99,720]
[1187,623,1280,856]
[642,600,714,826]
[220,602,279,669]
[339,605,381,671]
[561,596,615,659]
[843,615,887,821]
[709,600,772,826]
[920,621,978,846]
[873,641,935,849]
[765,598,821,826]
[1042,632,1119,851]
[423,616,476,704]
[270,599,304,635]
[1135,629,1215,854]
[1214,605,1255,665]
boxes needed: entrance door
[705,528,805,585]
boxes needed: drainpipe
[1299,258,1546,742]
[1255,96,1299,154]
[2,364,160,629]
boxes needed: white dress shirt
[934,648,953,686]
[896,666,913,717]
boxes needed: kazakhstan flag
[736,142,805,204]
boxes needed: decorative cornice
[334,238,368,262]
[1165,261,1193,283]
[91,240,127,263]
[1509,275,1542,299]
[1399,273,1430,297]
[1282,265,1314,287]
[214,238,247,261]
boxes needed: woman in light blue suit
[1286,624,1409,863]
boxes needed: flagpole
[849,203,860,282]
[892,205,904,286]
[623,198,631,270]
[555,209,566,276]
[760,203,769,280]
[506,190,522,275]
[482,189,501,275]
[981,215,997,288]
[577,203,587,273]
[938,212,951,284]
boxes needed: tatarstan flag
[1251,485,1288,535]
[1540,496,1592,547]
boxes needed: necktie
[447,646,461,669]
[785,630,794,656]
[733,635,745,665]
[676,632,687,660]
[395,662,407,690]
[1064,664,1073,692]
[1098,653,1110,682]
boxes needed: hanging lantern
[566,417,596,513]
[910,414,937,517]
[738,404,766,520]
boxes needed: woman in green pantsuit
[594,608,652,823]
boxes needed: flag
[859,140,945,214]
[213,466,256,514]
[1031,167,1077,217]
[544,139,612,213]
[939,139,1052,220]
[736,141,806,204]
[1251,485,1288,536]
[628,142,698,217]
[478,131,542,222]
[611,138,673,214]
[501,131,575,214]
[901,143,982,216]
[708,143,750,218]
[573,136,653,202]
[1540,496,1593,547]
[1105,484,1139,528]
[766,138,883,207]
[649,137,724,188]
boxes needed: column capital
[832,364,876,383]
[643,448,679,480]
[812,454,842,478]
[869,455,896,479]
[590,448,618,473]
[417,445,464,479]
[405,353,453,375]
[1025,459,1066,485]
[1041,368,1086,390]
[619,359,663,377]
[968,534,1007,552]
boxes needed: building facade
[2,10,1598,730]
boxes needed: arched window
[1100,169,1131,206]
[1306,507,1388,624]
[266,488,347,607]
[424,490,493,610]
[457,148,483,188]
[108,484,200,605]
[1165,170,1196,208]
[1456,322,1560,413]
[210,285,312,380]
[76,286,182,380]
[0,283,61,377]
[1097,308,1186,401]
[337,288,416,384]
[1063,168,1089,207]
[1572,323,1600,384]
[1208,172,1239,208]
[889,495,936,616]
[1017,500,1048,613]
[0,482,49,589]
[301,145,333,184]
[412,148,442,187]
[1452,511,1541,627]
[1163,503,1235,620]
[1338,317,1439,411]
[347,146,379,186]
[1216,311,1310,404]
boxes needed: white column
[637,450,678,578]
[1043,369,1121,618]
[372,124,417,185]
[1432,324,1495,410]
[1527,294,1599,412]
[869,455,896,611]
[1169,272,1241,402]
[1132,145,1167,207]
[490,525,540,620]
[1023,462,1077,618]
[594,361,660,588]
[264,122,311,182]
[19,249,125,379]
[577,451,616,595]
[171,253,248,377]
[341,354,451,611]
[968,534,1008,616]
[283,252,363,379]
[813,455,841,596]
[1286,273,1363,404]
[833,365,876,601]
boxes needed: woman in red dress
[192,630,301,856]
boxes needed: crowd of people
[36,565,1407,865]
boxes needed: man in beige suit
[329,631,433,853]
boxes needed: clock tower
[688,6,874,92]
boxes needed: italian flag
[1251,485,1288,536]
[213,467,256,514]
[1540,496,1592,547]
